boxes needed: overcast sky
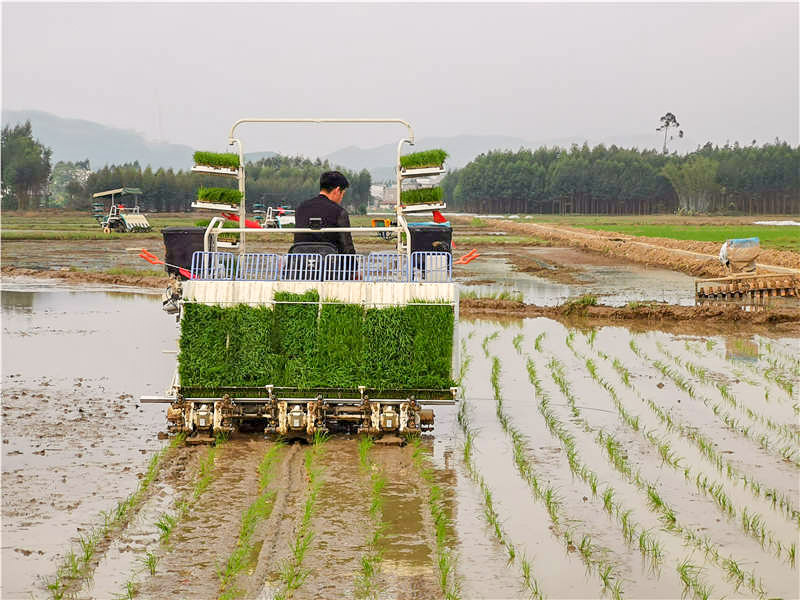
[3,2,798,156]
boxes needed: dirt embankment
[462,218,800,278]
[1,266,169,289]
[460,297,800,334]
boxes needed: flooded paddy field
[3,277,798,599]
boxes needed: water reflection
[1,290,35,313]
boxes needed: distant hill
[1,109,196,170]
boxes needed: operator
[294,171,356,254]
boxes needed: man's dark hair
[320,171,350,192]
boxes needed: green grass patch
[197,187,242,206]
[579,223,800,252]
[193,151,240,169]
[399,149,448,170]
[400,187,443,206]
[461,289,523,302]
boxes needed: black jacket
[294,194,356,254]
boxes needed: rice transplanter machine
[141,118,459,442]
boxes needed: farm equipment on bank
[695,238,800,306]
[141,118,458,442]
[93,187,152,233]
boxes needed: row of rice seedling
[112,436,226,599]
[409,437,460,600]
[486,336,627,599]
[521,337,668,575]
[719,338,797,403]
[591,343,800,527]
[219,443,285,599]
[42,434,185,600]
[455,344,545,599]
[633,339,800,468]
[755,337,800,378]
[566,334,796,564]
[538,347,770,597]
[274,433,328,600]
[655,341,800,448]
[354,437,387,600]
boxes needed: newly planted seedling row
[354,437,388,600]
[594,346,800,528]
[485,334,627,598]
[43,434,185,600]
[455,346,545,599]
[535,341,768,598]
[219,442,284,599]
[565,334,796,561]
[410,437,460,600]
[274,432,328,600]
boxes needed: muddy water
[458,247,696,306]
[1,279,179,598]
[3,277,798,599]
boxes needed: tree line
[3,119,797,215]
[442,140,799,215]
[1,121,372,214]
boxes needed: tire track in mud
[246,442,305,598]
[137,436,268,600]
[371,443,443,600]
[271,439,370,599]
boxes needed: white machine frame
[200,118,427,258]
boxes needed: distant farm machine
[93,187,152,233]
[141,118,458,443]
[695,237,800,305]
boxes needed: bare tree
[657,112,684,154]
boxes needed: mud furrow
[245,442,305,598]
[285,438,370,599]
[137,436,266,599]
[373,443,443,600]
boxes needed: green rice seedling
[482,331,500,358]
[196,186,243,206]
[400,187,444,206]
[534,332,546,353]
[63,550,80,579]
[599,563,613,592]
[155,513,177,542]
[193,151,240,169]
[602,487,615,513]
[561,294,598,315]
[399,149,448,169]
[141,551,159,576]
[789,543,796,568]
[114,578,139,600]
[512,333,524,353]
[579,535,593,562]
